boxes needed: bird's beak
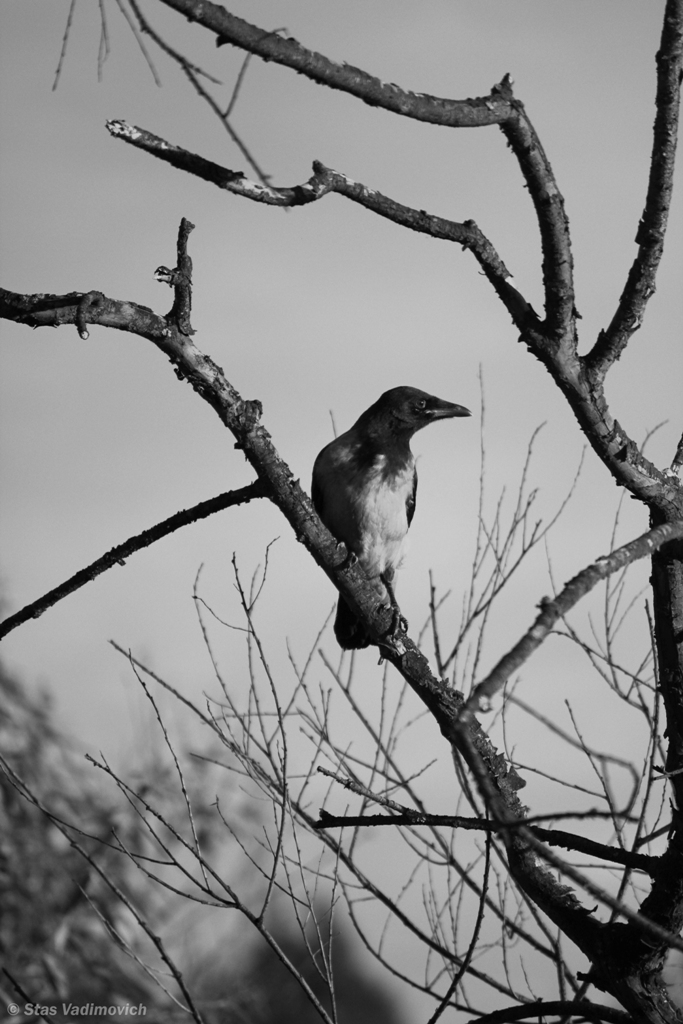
[429,401,471,420]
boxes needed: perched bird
[312,386,470,649]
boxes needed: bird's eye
[416,399,427,411]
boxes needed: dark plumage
[312,386,471,649]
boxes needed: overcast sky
[1,3,682,1011]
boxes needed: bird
[311,386,471,649]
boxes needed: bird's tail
[334,597,372,650]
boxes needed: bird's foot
[376,604,408,660]
[337,545,358,572]
[379,571,407,641]
[393,606,409,630]
[378,624,407,659]
[384,605,408,639]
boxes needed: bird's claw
[337,546,358,572]
[378,625,407,658]
[378,571,407,640]
[378,602,408,644]
[388,607,408,637]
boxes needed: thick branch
[159,0,513,128]
[497,85,576,341]
[0,286,167,340]
[586,0,683,379]
[0,482,265,641]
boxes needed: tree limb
[159,0,513,128]
[315,809,658,875]
[105,120,535,330]
[156,0,576,338]
[463,520,683,714]
[0,481,266,641]
[586,0,683,381]
[471,1000,634,1024]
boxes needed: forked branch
[106,120,534,330]
[463,520,683,714]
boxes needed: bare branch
[97,0,110,81]
[102,11,682,516]
[156,1,574,335]
[586,0,683,380]
[472,1000,634,1024]
[315,809,658,875]
[128,0,272,184]
[496,83,576,341]
[113,0,162,86]
[105,121,534,328]
[0,285,167,340]
[464,521,683,714]
[0,481,265,641]
[159,0,513,128]
[53,0,77,91]
[451,719,683,1018]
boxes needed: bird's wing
[406,468,417,528]
[311,470,324,517]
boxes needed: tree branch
[127,0,274,186]
[463,520,683,714]
[0,286,168,341]
[497,82,576,342]
[105,121,535,330]
[105,34,683,521]
[472,1000,634,1024]
[315,809,658,875]
[159,0,514,128]
[586,0,683,381]
[0,481,265,641]
[157,0,574,337]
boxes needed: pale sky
[1,2,682,1014]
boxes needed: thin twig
[53,0,77,90]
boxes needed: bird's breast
[319,448,415,578]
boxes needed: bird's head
[361,386,471,439]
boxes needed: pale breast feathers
[313,442,416,578]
